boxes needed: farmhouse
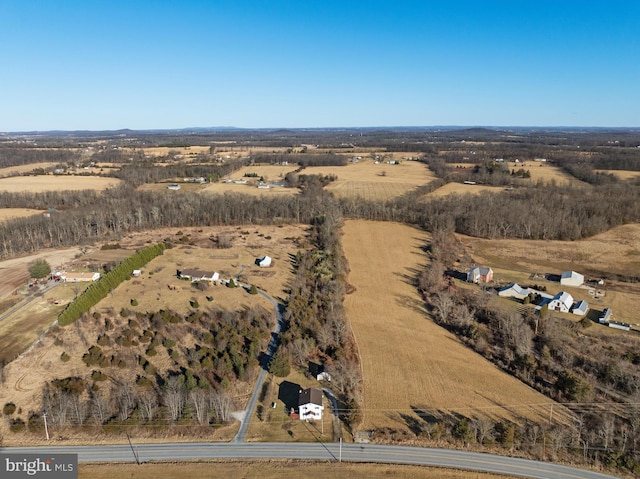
[61,272,100,282]
[572,300,589,316]
[560,270,584,287]
[179,269,219,282]
[256,255,272,268]
[548,291,574,313]
[298,387,324,421]
[498,283,529,300]
[467,266,493,283]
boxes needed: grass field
[79,461,517,479]
[310,160,436,201]
[0,207,43,221]
[0,162,59,177]
[0,175,121,192]
[595,169,640,180]
[342,220,564,431]
[427,182,505,197]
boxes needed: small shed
[257,255,272,268]
[132,269,142,277]
[560,271,584,287]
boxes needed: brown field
[132,146,211,157]
[0,207,44,221]
[0,175,121,192]
[310,160,436,201]
[427,182,506,197]
[79,461,517,479]
[0,162,60,177]
[595,169,640,180]
[462,224,640,325]
[342,220,565,431]
[448,162,583,186]
[0,226,303,434]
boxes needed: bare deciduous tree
[164,376,186,421]
[190,388,209,425]
[138,389,158,422]
[209,389,234,423]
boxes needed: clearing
[0,175,121,192]
[0,208,44,221]
[342,220,565,432]
[0,162,59,177]
[427,182,505,197]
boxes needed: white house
[572,300,589,316]
[560,271,584,287]
[257,255,272,268]
[62,272,100,283]
[548,292,574,313]
[467,266,493,283]
[298,387,324,421]
[498,283,530,300]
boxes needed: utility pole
[339,437,342,463]
[43,413,50,441]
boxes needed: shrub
[9,418,26,433]
[130,298,139,306]
[117,359,127,368]
[227,279,237,288]
[190,299,200,309]
[3,402,17,415]
[60,352,71,362]
[249,285,258,295]
[206,295,214,302]
[53,337,63,346]
[136,376,153,387]
[97,334,110,346]
[91,370,108,382]
[162,338,176,349]
[146,347,158,357]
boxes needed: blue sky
[1,1,638,130]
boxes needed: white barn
[62,272,100,283]
[548,292,574,313]
[298,387,323,421]
[560,271,584,287]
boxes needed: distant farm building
[298,387,324,421]
[167,183,181,190]
[467,266,493,284]
[609,321,630,331]
[309,362,331,382]
[548,291,574,313]
[560,270,584,287]
[572,300,589,316]
[61,272,100,283]
[498,283,529,300]
[178,269,219,282]
[256,255,272,268]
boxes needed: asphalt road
[1,443,620,479]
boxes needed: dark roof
[298,387,323,406]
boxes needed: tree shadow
[278,380,301,412]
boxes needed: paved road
[0,281,59,322]
[1,443,619,479]
[232,286,284,442]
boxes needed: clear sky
[1,1,638,130]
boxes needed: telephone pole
[43,413,50,441]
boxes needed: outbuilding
[257,255,272,268]
[498,283,529,300]
[572,300,589,316]
[560,271,584,287]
